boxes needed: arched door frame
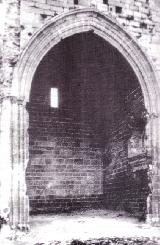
[4,8,160,228]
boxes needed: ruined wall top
[0,0,160,95]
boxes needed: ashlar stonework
[0,0,160,230]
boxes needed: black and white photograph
[0,0,160,244]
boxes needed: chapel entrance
[26,32,149,219]
[7,9,160,229]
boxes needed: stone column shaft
[0,97,12,220]
[10,97,29,230]
[0,96,29,230]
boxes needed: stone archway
[1,8,159,229]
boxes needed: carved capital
[11,96,26,106]
[147,112,159,120]
[0,95,26,106]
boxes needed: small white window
[50,88,58,108]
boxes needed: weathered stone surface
[0,0,160,229]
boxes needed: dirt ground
[1,209,160,245]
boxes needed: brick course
[0,0,160,88]
[25,32,148,215]
[0,0,160,227]
[104,84,149,217]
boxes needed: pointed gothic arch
[2,8,159,228]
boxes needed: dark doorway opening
[26,32,149,220]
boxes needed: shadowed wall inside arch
[26,32,150,219]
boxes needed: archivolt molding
[7,7,160,227]
[11,8,160,116]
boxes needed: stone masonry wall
[0,1,3,86]
[104,86,150,218]
[26,32,144,214]
[0,1,160,93]
[0,0,21,93]
[19,0,160,78]
[0,0,160,221]
[26,33,106,214]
